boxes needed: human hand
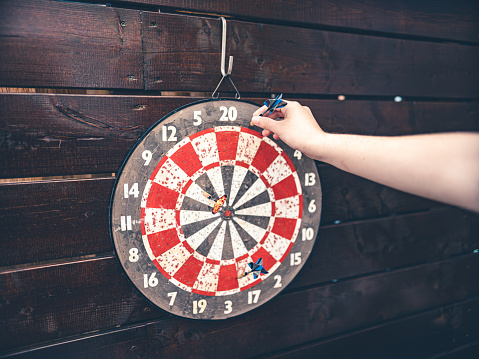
[250,100,325,158]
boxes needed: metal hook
[212,17,240,99]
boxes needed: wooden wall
[1,0,479,357]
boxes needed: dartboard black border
[109,98,322,320]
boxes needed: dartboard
[110,99,321,320]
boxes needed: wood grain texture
[0,178,114,267]
[1,209,477,352]
[262,297,479,359]
[432,341,479,359]
[143,13,479,97]
[1,94,477,179]
[8,296,479,359]
[117,0,479,44]
[138,255,479,359]
[1,2,477,94]
[0,0,143,89]
[4,254,478,356]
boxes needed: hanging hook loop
[212,17,240,99]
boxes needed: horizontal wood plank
[0,256,164,353]
[1,94,478,178]
[8,297,479,359]
[3,169,475,267]
[0,0,143,89]
[0,178,114,267]
[262,297,479,359]
[3,324,149,359]
[3,254,478,356]
[116,0,479,44]
[1,2,477,95]
[1,212,477,351]
[432,341,479,359]
[143,13,479,97]
[135,255,479,359]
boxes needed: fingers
[252,105,268,117]
[251,114,281,135]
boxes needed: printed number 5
[193,111,202,126]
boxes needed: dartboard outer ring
[110,98,322,320]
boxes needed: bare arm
[251,101,479,213]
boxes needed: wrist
[302,130,335,163]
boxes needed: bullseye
[221,206,235,220]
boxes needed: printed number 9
[142,150,152,166]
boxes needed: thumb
[251,115,281,133]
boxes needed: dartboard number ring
[110,99,322,320]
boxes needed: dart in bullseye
[202,191,228,214]
[237,258,269,279]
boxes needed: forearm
[315,132,479,212]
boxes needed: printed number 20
[219,106,237,121]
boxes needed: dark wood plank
[1,216,477,352]
[318,165,441,224]
[0,256,165,353]
[0,94,195,178]
[6,297,479,359]
[142,255,479,359]
[2,324,149,359]
[261,297,479,359]
[117,0,479,44]
[431,341,479,359]
[8,253,479,357]
[0,178,114,267]
[3,170,477,267]
[0,0,143,89]
[143,13,479,97]
[1,94,477,178]
[292,208,479,289]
